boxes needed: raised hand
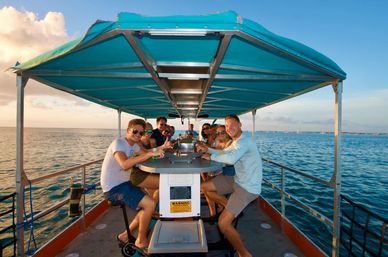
[162,138,173,149]
[149,147,164,159]
[195,142,208,153]
[201,153,211,160]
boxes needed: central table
[139,151,223,218]
[138,151,223,255]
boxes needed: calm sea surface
[0,127,387,255]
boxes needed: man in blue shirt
[151,116,167,146]
[185,123,199,139]
[197,114,262,257]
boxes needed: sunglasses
[203,127,210,130]
[144,129,153,133]
[132,129,144,136]
[163,130,171,134]
[217,131,227,136]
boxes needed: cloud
[0,6,85,106]
[0,6,68,64]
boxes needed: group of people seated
[100,114,263,257]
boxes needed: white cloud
[0,6,76,105]
[0,6,68,64]
[0,6,96,127]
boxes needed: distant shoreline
[1,126,387,135]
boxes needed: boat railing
[17,158,104,255]
[14,156,386,256]
[262,158,388,256]
[262,158,334,227]
[26,159,104,223]
[0,192,17,257]
[340,194,387,257]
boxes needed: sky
[0,0,387,133]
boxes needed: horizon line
[0,126,387,135]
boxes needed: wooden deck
[56,199,306,257]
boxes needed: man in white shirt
[101,119,164,249]
[197,114,262,257]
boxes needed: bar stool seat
[107,199,137,244]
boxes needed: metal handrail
[29,159,104,183]
[24,182,101,224]
[262,157,335,248]
[263,158,332,187]
[341,195,388,223]
[17,158,104,255]
[263,177,333,226]
[340,194,388,256]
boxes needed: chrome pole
[332,81,343,257]
[82,166,86,230]
[251,109,256,139]
[16,74,28,257]
[117,109,122,138]
[280,167,286,219]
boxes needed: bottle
[151,147,158,160]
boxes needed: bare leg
[129,212,139,235]
[218,209,252,257]
[201,180,227,216]
[139,174,160,203]
[118,210,140,242]
[204,192,217,216]
[206,191,228,209]
[135,195,156,248]
[138,174,159,190]
[200,172,208,182]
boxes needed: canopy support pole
[332,81,343,257]
[251,109,257,139]
[117,109,122,138]
[16,74,28,257]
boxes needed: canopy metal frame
[19,27,343,120]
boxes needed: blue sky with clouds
[1,0,387,132]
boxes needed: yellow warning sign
[170,200,192,213]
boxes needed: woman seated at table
[139,122,157,149]
[199,125,233,216]
[100,119,164,249]
[199,123,210,142]
[214,125,232,150]
[132,122,157,199]
[130,122,172,201]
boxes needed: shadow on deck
[57,199,305,257]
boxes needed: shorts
[212,174,234,195]
[130,167,150,186]
[104,181,145,209]
[211,174,258,217]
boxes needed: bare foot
[118,232,128,243]
[135,238,149,249]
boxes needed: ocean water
[0,127,387,256]
[256,131,388,255]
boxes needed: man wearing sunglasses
[197,114,263,257]
[151,116,168,146]
[101,119,164,249]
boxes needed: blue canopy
[12,11,346,119]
